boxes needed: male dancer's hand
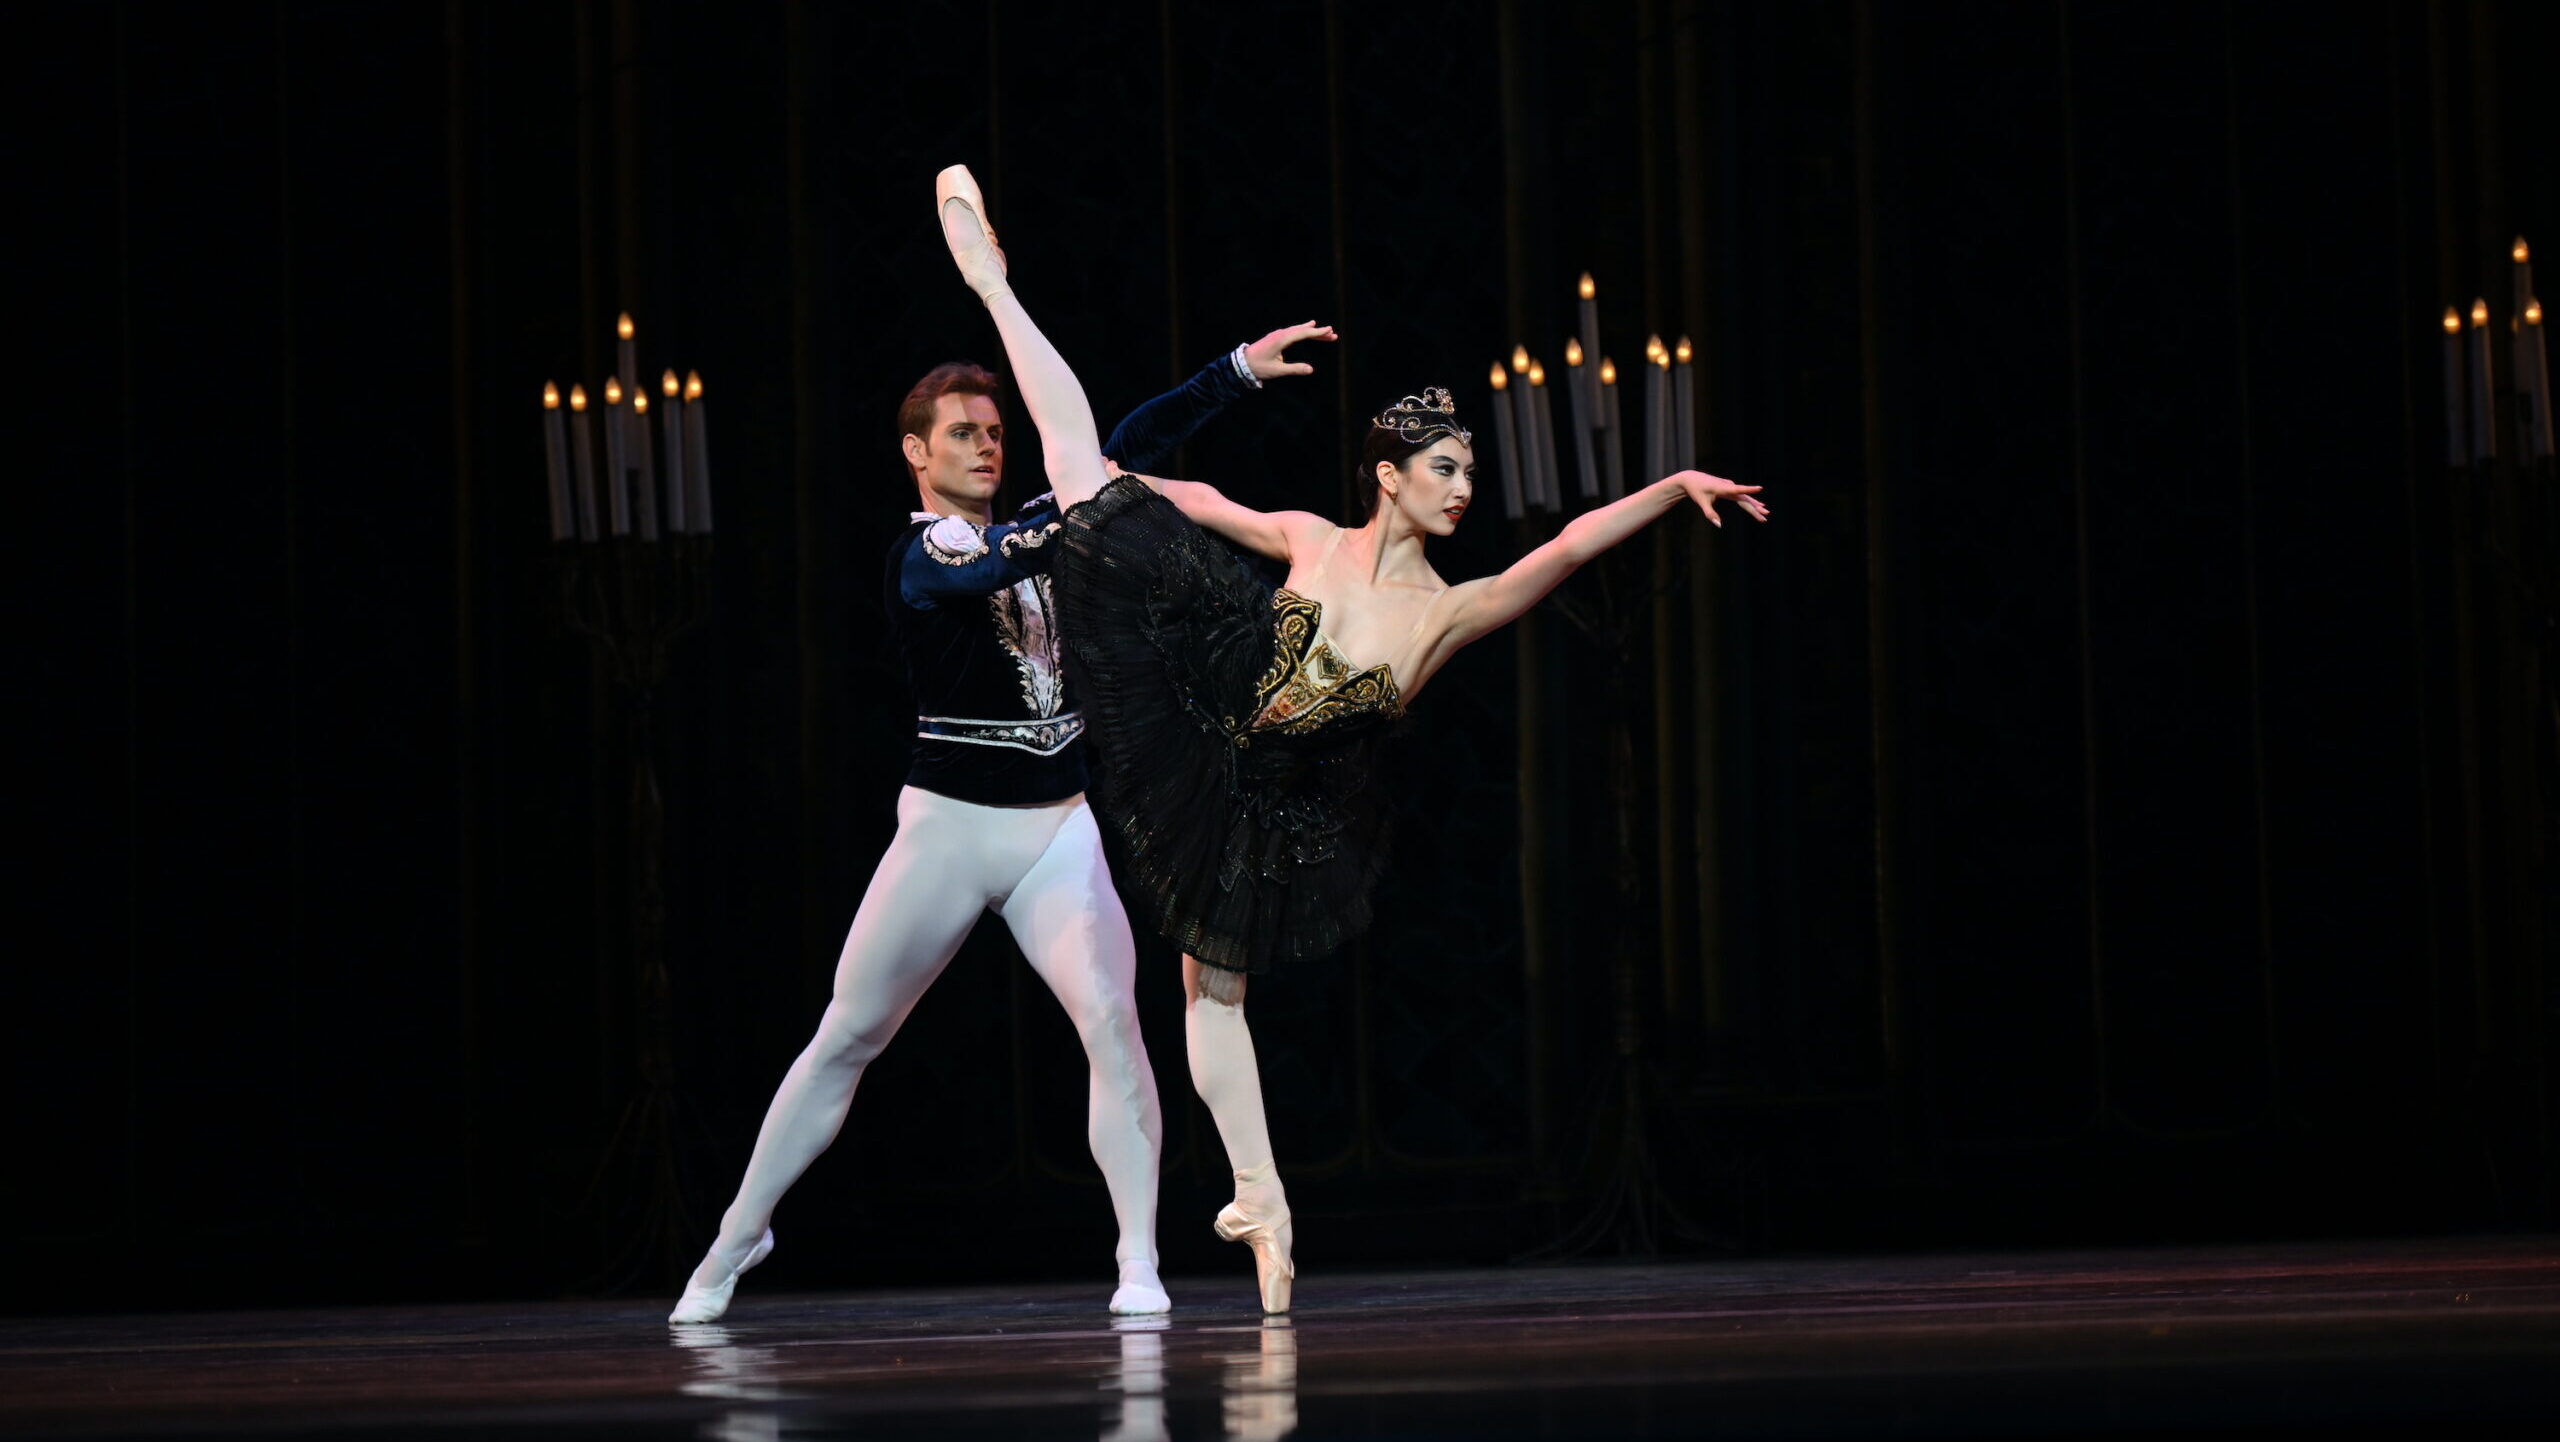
[1243,321,1338,380]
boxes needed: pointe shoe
[1213,1201,1294,1314]
[668,1228,773,1325]
[1110,1259,1172,1316]
[934,164,1010,301]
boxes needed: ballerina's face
[906,391,1006,516]
[1378,437,1476,537]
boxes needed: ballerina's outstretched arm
[1406,470,1769,685]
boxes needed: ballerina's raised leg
[937,164,1294,1312]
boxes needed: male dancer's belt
[916,711,1087,756]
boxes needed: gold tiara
[1372,387,1471,445]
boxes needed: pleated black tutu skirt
[1055,476,1394,972]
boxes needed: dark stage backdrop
[13,0,2553,1313]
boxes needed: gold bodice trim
[1238,588,1404,738]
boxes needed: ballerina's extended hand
[1672,469,1770,527]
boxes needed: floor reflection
[1218,1319,1298,1442]
[670,1323,786,1442]
[1101,1316,1168,1442]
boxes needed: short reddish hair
[898,362,1001,456]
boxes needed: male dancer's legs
[999,800,1166,1307]
[682,786,1164,1316]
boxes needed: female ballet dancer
[933,165,1768,1313]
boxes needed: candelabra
[543,313,718,1287]
[1493,278,1723,1261]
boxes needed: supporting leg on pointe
[1002,801,1166,1313]
[1184,955,1294,1313]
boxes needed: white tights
[696,787,1161,1283]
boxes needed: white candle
[2441,308,2466,468]
[659,369,688,533]
[1489,363,1524,520]
[631,391,661,541]
[1577,272,1601,420]
[1643,336,1667,485]
[1528,359,1562,514]
[603,377,631,535]
[542,382,573,542]
[1509,346,1541,509]
[1673,336,1696,471]
[1563,339,1599,498]
[2527,299,2553,459]
[683,371,713,533]
[2469,298,2495,463]
[1599,357,1626,499]
[616,312,639,401]
[569,384,599,540]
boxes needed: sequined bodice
[1243,589,1404,735]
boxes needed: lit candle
[1576,272,1602,419]
[2516,239,2551,458]
[1489,362,1524,520]
[616,312,639,401]
[2441,307,2466,468]
[1642,335,1667,486]
[2527,298,2553,459]
[2469,298,2495,463]
[1510,346,1542,509]
[1528,359,1562,514]
[1563,339,1600,498]
[603,377,631,535]
[631,390,661,541]
[683,371,713,533]
[569,384,598,540]
[1672,336,1696,472]
[659,369,688,533]
[2514,238,2534,330]
[1599,357,1626,499]
[542,382,573,542]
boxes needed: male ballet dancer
[672,321,1336,1323]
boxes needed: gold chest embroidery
[1240,589,1403,738]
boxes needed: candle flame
[604,377,624,405]
[1489,362,1509,390]
[2443,306,2463,334]
[685,370,704,401]
[2516,237,2531,264]
[2530,300,2546,327]
[1511,345,1531,374]
[1644,333,1664,362]
[662,368,681,397]
[1600,357,1618,385]
[543,381,560,409]
[1527,360,1547,387]
[2472,298,2490,328]
[1655,347,1671,370]
[633,391,649,415]
[1578,272,1595,300]
[618,312,635,340]
[570,384,589,411]
[1565,338,1585,366]
[1674,336,1693,364]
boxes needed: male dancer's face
[908,391,1006,520]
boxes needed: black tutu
[1055,476,1397,972]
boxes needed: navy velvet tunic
[883,349,1259,807]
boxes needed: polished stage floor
[4,1236,2555,1440]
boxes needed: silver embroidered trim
[921,514,989,565]
[988,575,1065,716]
[916,711,1086,756]
[999,521,1060,558]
